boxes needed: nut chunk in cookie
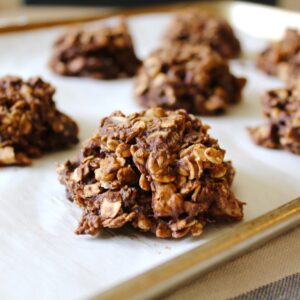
[134,44,246,115]
[49,20,141,79]
[58,108,244,239]
[163,11,241,59]
[0,76,79,166]
[248,86,300,155]
[257,29,300,85]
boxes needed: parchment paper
[0,14,299,300]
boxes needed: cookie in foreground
[256,29,300,85]
[248,86,300,155]
[163,11,241,59]
[58,108,244,239]
[49,19,141,79]
[0,76,79,166]
[134,44,246,115]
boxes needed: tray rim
[0,1,299,34]
[95,197,300,300]
[1,2,299,299]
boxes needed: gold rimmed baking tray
[93,2,300,298]
[0,2,299,300]
[96,197,300,300]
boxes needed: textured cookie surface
[257,29,300,85]
[58,108,244,238]
[249,86,300,155]
[49,20,141,79]
[0,76,78,166]
[134,44,246,115]
[163,11,241,59]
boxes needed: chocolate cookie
[0,76,78,166]
[58,108,244,238]
[163,11,241,59]
[257,29,300,85]
[49,20,141,79]
[248,86,300,155]
[134,44,246,115]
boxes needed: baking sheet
[0,13,299,300]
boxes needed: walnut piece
[0,76,78,166]
[256,29,300,85]
[163,11,241,59]
[134,44,246,115]
[58,108,244,238]
[49,19,141,79]
[248,86,300,155]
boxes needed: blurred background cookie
[49,19,141,79]
[134,44,246,115]
[0,76,78,166]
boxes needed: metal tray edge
[94,197,300,300]
[0,1,299,35]
[1,2,299,299]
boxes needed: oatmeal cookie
[257,29,300,85]
[248,86,300,155]
[0,76,78,166]
[163,11,241,59]
[134,44,246,115]
[49,20,141,79]
[58,108,244,238]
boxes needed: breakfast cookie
[58,108,244,238]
